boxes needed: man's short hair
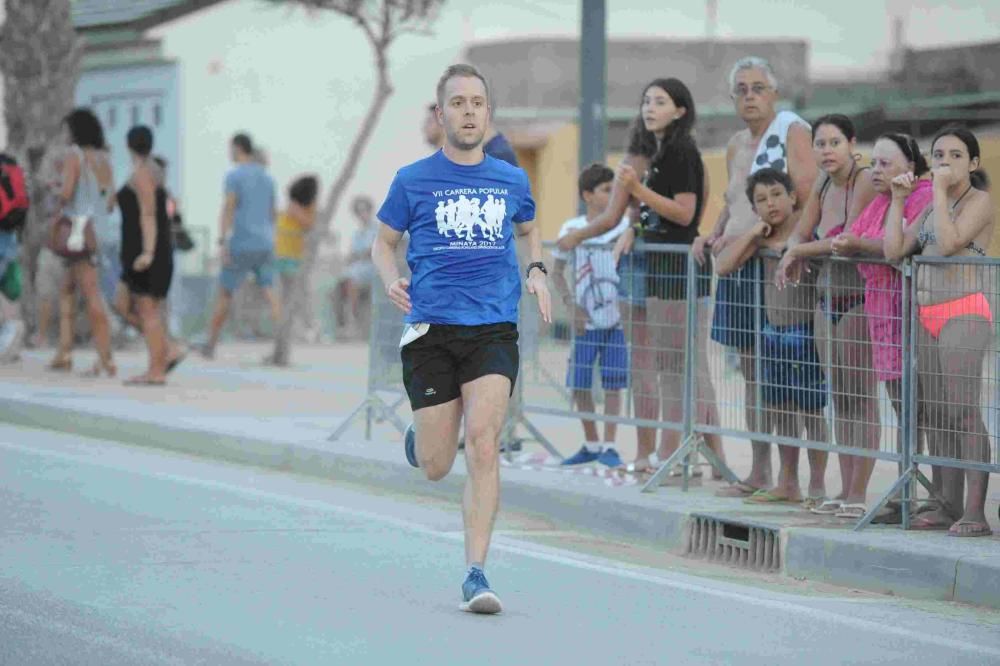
[435,64,491,109]
[729,56,779,92]
[745,167,793,205]
[127,125,154,157]
[231,132,253,155]
[578,162,614,199]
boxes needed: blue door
[76,63,180,198]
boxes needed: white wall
[150,0,470,251]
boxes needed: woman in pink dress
[820,133,933,521]
[833,134,932,417]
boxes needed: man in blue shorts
[551,163,629,468]
[698,57,816,497]
[372,64,551,615]
[200,133,278,359]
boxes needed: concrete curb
[2,394,998,610]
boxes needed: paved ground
[4,342,998,518]
[3,424,999,666]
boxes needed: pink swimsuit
[848,180,932,382]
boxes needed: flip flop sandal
[167,350,188,373]
[835,503,868,519]
[715,482,760,498]
[801,496,827,511]
[810,499,844,515]
[871,505,902,525]
[947,520,993,538]
[909,514,952,531]
[744,489,799,504]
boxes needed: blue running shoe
[596,447,623,468]
[460,567,502,614]
[560,445,601,466]
[404,423,418,468]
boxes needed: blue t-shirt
[484,133,519,167]
[378,150,535,326]
[224,163,276,254]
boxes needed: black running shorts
[401,322,519,411]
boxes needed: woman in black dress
[114,125,176,385]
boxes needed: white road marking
[2,438,999,659]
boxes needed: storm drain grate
[685,515,781,572]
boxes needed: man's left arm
[787,123,818,211]
[515,219,552,324]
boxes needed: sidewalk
[1,342,998,610]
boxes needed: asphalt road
[1,423,998,666]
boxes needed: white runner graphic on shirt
[431,187,510,249]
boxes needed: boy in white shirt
[551,163,631,467]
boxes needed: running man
[372,64,551,615]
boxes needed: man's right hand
[387,277,412,315]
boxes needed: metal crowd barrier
[329,279,409,441]
[345,237,998,532]
[891,255,1000,529]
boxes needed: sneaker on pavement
[404,423,418,468]
[596,447,623,468]
[560,445,601,466]
[460,567,502,614]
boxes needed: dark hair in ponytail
[931,125,988,190]
[877,132,929,176]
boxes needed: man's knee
[421,455,454,482]
[464,424,500,470]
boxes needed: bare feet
[910,509,954,531]
[166,346,188,373]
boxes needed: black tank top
[118,183,173,265]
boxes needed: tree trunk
[0,0,79,334]
[270,50,394,366]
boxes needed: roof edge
[76,0,228,32]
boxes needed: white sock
[583,441,602,453]
[602,441,616,451]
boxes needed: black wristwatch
[526,261,547,279]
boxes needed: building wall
[145,0,471,252]
[468,38,810,112]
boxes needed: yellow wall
[979,135,1000,257]
[525,127,1000,255]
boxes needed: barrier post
[643,250,739,492]
[329,282,409,441]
